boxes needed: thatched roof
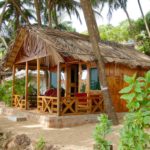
[2,26,150,69]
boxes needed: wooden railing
[37,94,103,115]
[16,94,104,115]
[37,96,57,113]
[12,94,26,109]
[60,94,104,115]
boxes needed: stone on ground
[7,115,27,122]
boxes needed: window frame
[89,67,101,91]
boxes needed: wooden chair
[75,93,91,113]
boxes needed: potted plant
[93,114,113,150]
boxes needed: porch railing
[12,94,26,109]
[61,94,104,115]
[37,96,57,113]
[37,94,104,115]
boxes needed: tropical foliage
[93,114,112,150]
[0,76,36,106]
[99,21,131,42]
[0,80,12,106]
[35,136,46,150]
[119,72,150,150]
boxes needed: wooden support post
[65,64,68,96]
[57,62,61,116]
[37,58,40,106]
[12,65,16,106]
[66,64,71,96]
[86,64,90,95]
[64,65,67,96]
[48,71,50,89]
[25,62,29,110]
[78,63,82,93]
[45,70,49,89]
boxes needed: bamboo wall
[105,63,147,112]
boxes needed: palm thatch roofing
[2,26,150,69]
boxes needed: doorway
[69,64,79,96]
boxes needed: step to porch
[7,115,27,122]
[0,103,125,128]
[0,106,100,128]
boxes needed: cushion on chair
[45,89,57,97]
[75,93,87,102]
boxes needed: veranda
[12,58,104,116]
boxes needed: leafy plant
[15,76,36,97]
[136,31,150,55]
[0,80,12,106]
[35,137,46,150]
[119,72,150,150]
[93,114,112,150]
[0,75,37,106]
[119,72,150,112]
[80,83,86,93]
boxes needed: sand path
[0,115,124,150]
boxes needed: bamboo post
[48,71,50,89]
[66,64,71,97]
[45,70,49,89]
[12,65,16,106]
[57,62,61,116]
[25,62,29,110]
[78,62,82,93]
[37,58,40,108]
[86,64,90,95]
[64,65,67,96]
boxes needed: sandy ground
[0,115,123,150]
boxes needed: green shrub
[93,114,112,150]
[0,80,12,106]
[119,72,150,150]
[80,83,86,93]
[15,76,36,96]
[35,137,46,150]
[0,75,36,106]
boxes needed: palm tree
[43,0,102,28]
[45,0,52,27]
[118,0,132,28]
[80,0,118,125]
[34,0,42,26]
[0,0,8,29]
[100,0,133,29]
[45,0,81,28]
[0,0,35,28]
[0,0,35,46]
[0,0,8,50]
[137,0,150,38]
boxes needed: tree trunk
[11,0,30,25]
[45,0,52,28]
[15,8,20,30]
[122,7,132,28]
[0,0,8,29]
[53,6,58,27]
[0,36,8,49]
[0,0,8,49]
[80,0,118,125]
[137,0,150,37]
[34,0,42,26]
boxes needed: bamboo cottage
[2,26,150,116]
